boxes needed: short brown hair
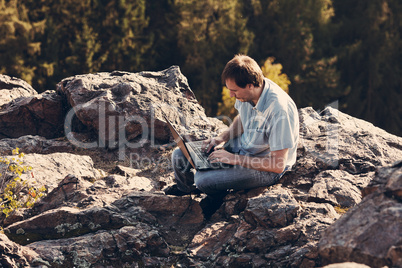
[221,54,264,88]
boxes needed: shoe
[164,184,190,196]
[199,193,226,220]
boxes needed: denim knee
[194,172,218,194]
[172,148,187,169]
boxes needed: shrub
[0,148,46,219]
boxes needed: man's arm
[218,115,243,142]
[208,148,288,173]
[203,115,243,152]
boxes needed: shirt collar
[254,78,270,112]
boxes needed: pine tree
[333,0,402,135]
[0,0,40,84]
[244,0,342,110]
[176,0,254,115]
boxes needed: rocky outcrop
[57,66,225,148]
[0,70,401,267]
[0,91,66,139]
[0,135,75,155]
[318,161,402,268]
[21,152,103,192]
[0,74,37,107]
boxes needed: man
[168,54,299,197]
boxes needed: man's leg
[194,165,286,195]
[170,148,196,193]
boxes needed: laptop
[163,114,228,170]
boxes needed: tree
[95,0,151,72]
[333,0,402,135]
[22,0,152,91]
[261,57,291,93]
[0,0,41,84]
[244,0,342,109]
[143,0,182,70]
[175,0,254,115]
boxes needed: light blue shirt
[234,78,299,167]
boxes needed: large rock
[28,225,170,267]
[243,186,300,228]
[318,161,402,268]
[112,191,204,246]
[0,135,75,155]
[0,91,66,139]
[0,74,37,107]
[20,152,103,192]
[298,107,401,168]
[0,233,46,267]
[307,170,367,207]
[57,66,225,148]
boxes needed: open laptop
[163,114,228,170]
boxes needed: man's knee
[194,173,217,194]
[172,148,186,167]
[172,148,183,160]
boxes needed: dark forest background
[1,0,401,136]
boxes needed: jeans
[171,142,289,195]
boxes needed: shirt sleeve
[268,110,297,151]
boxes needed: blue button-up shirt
[234,78,299,167]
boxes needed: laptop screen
[163,115,196,169]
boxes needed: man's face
[225,79,251,102]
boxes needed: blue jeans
[171,144,288,195]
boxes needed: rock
[298,107,401,169]
[0,135,75,155]
[189,221,239,261]
[318,162,402,268]
[31,175,94,215]
[5,206,131,245]
[282,106,401,205]
[243,186,300,228]
[20,152,103,192]
[0,74,37,107]
[0,91,67,139]
[307,170,368,207]
[322,262,371,268]
[57,66,226,148]
[0,233,41,267]
[27,225,170,267]
[113,191,204,246]
[183,107,402,267]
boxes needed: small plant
[0,148,46,219]
[334,205,350,215]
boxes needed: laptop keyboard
[187,141,211,167]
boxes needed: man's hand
[208,149,236,165]
[202,115,243,154]
[202,136,226,153]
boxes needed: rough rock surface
[0,74,37,106]
[0,71,401,267]
[0,91,66,139]
[57,66,225,148]
[21,152,104,192]
[0,135,75,155]
[318,161,402,268]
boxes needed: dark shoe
[199,193,226,220]
[164,184,190,196]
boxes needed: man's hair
[221,54,264,88]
